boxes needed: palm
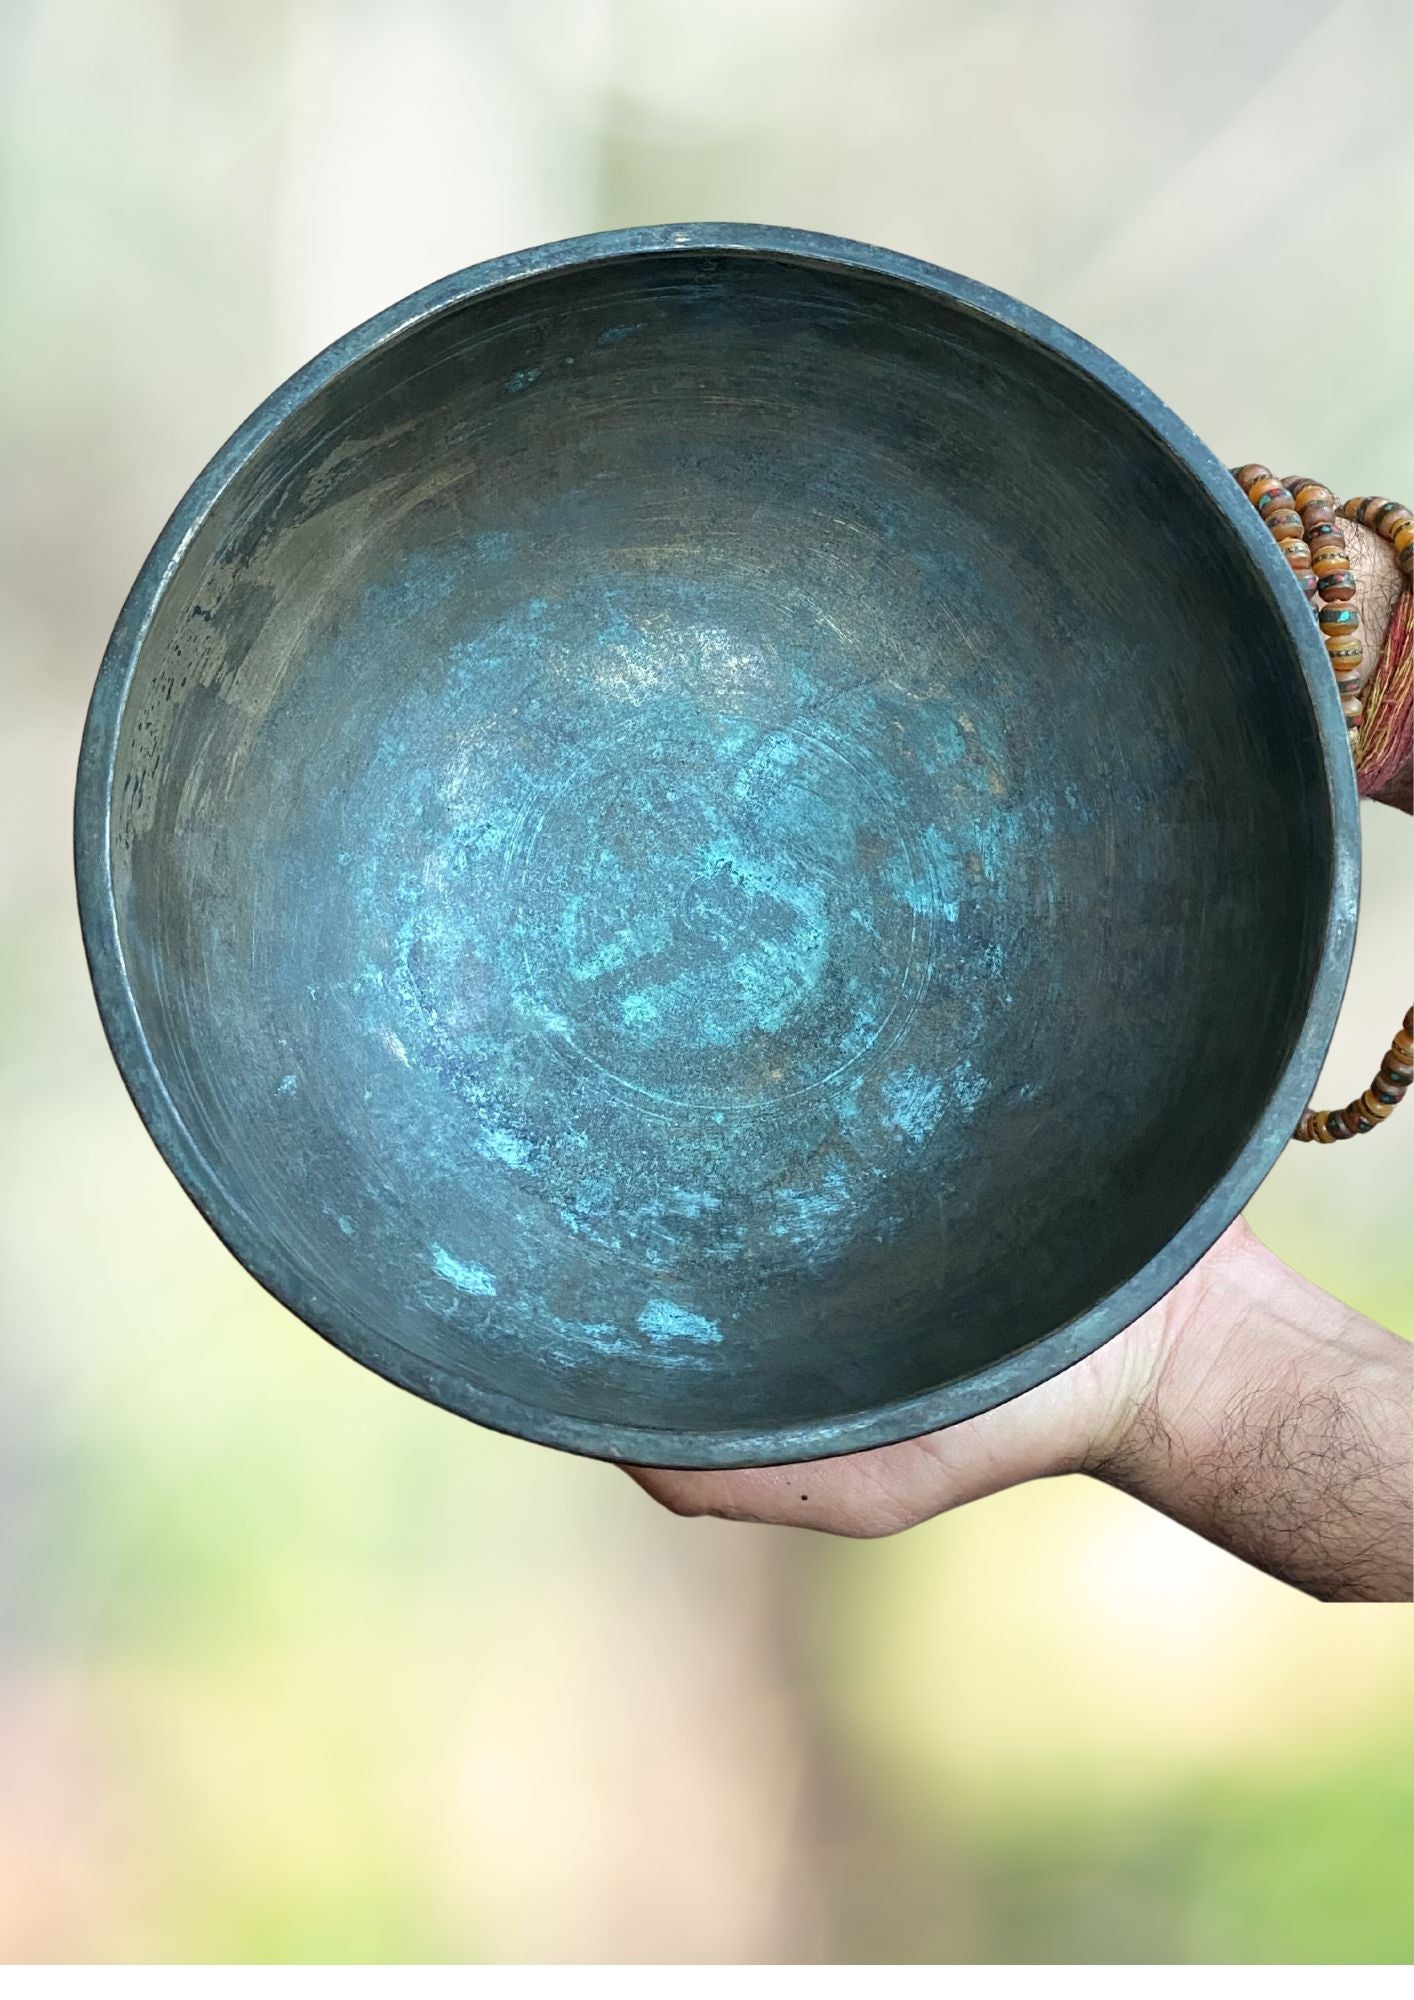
[625,1221,1254,1535]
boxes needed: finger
[619,1450,929,1536]
[621,1461,804,1525]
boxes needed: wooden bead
[1360,1089,1395,1122]
[1325,631,1363,658]
[1318,602,1361,634]
[1234,463,1271,491]
[1299,500,1336,530]
[1312,547,1351,576]
[1316,570,1357,601]
[1287,477,1333,510]
[1264,508,1304,540]
[1339,693,1363,725]
[1394,520,1414,554]
[1306,520,1344,551]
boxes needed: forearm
[1091,1228,1414,1602]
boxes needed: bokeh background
[3,0,1412,1965]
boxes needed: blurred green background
[2,0,1412,1965]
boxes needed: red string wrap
[1356,582,1413,812]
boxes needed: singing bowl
[76,225,1356,1467]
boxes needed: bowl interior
[98,243,1335,1457]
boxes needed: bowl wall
[79,228,1354,1463]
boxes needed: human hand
[627,1217,1414,1603]
[625,1219,1251,1538]
[628,523,1413,1595]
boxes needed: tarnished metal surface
[75,225,1358,1466]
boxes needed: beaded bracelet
[1295,1008,1413,1143]
[1233,465,1363,729]
[1233,465,1412,1142]
[1342,494,1414,580]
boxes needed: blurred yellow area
[2,0,1411,1965]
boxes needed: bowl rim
[74,221,1359,1469]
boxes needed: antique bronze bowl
[76,225,1356,1467]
